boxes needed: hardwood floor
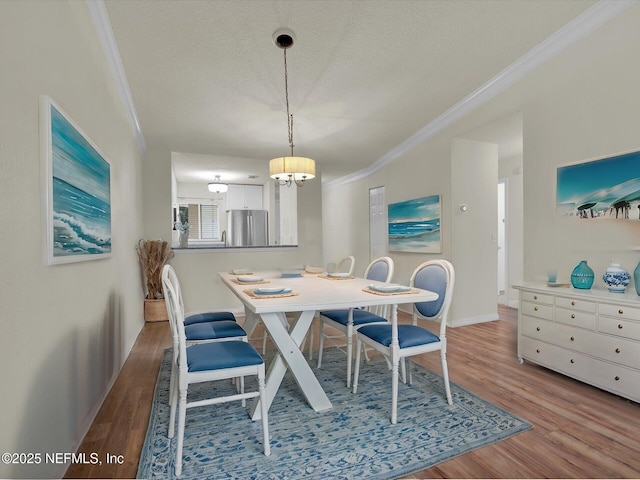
[65,306,640,478]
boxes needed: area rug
[137,348,532,479]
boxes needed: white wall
[0,2,144,478]
[322,4,640,325]
[450,138,499,325]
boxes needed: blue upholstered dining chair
[163,263,237,326]
[162,265,248,410]
[162,266,270,476]
[305,255,356,361]
[162,265,247,344]
[317,256,394,387]
[352,259,455,424]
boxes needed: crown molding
[86,0,146,155]
[323,0,637,191]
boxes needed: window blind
[200,204,220,239]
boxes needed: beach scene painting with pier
[557,150,640,222]
[388,194,441,253]
[41,97,111,264]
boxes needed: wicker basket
[144,298,168,322]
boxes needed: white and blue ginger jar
[602,262,631,293]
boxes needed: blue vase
[571,260,594,289]
[634,261,640,296]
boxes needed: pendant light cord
[284,48,295,157]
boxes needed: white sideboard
[514,284,640,403]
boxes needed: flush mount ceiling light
[269,29,316,188]
[208,175,228,193]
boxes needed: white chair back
[162,265,188,363]
[365,256,394,317]
[364,256,394,282]
[336,256,356,276]
[409,259,455,338]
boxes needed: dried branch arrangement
[136,239,175,299]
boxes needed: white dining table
[218,270,439,420]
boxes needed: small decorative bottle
[570,260,594,289]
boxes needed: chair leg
[346,327,353,388]
[391,357,399,425]
[240,376,246,407]
[317,320,325,368]
[441,350,453,405]
[175,389,187,476]
[168,371,178,438]
[352,339,362,394]
[168,363,176,407]
[258,369,270,456]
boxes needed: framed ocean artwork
[40,96,112,264]
[557,149,640,221]
[388,194,441,253]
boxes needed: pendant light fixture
[269,29,316,187]
[208,175,228,193]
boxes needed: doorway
[369,186,387,261]
[497,178,507,304]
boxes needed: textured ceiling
[104,0,596,184]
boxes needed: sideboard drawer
[555,296,596,313]
[521,301,553,321]
[599,303,640,322]
[598,315,640,342]
[590,333,640,370]
[520,337,640,403]
[521,291,553,304]
[555,307,596,329]
[521,317,557,344]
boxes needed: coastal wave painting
[388,195,441,253]
[44,97,111,263]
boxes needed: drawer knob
[570,359,575,364]
[536,349,540,353]
[534,306,539,311]
[619,309,624,315]
[536,327,541,331]
[571,301,576,306]
[618,323,624,329]
[570,336,575,341]
[533,295,538,300]
[615,348,621,354]
[571,314,576,319]
[615,376,620,381]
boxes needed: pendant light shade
[269,156,316,184]
[208,175,228,193]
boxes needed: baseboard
[391,306,500,327]
[57,366,121,479]
[450,313,499,327]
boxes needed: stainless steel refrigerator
[227,210,268,246]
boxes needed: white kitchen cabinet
[226,184,263,210]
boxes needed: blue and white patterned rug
[137,348,531,479]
